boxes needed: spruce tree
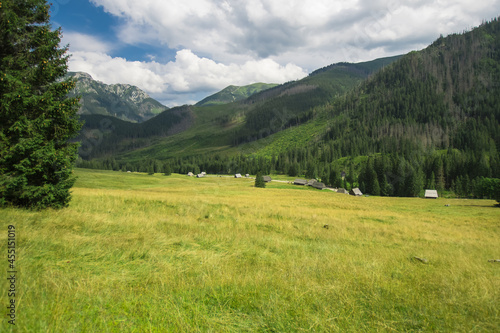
[255,172,265,188]
[0,0,81,209]
[163,163,172,176]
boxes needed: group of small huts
[235,174,251,178]
[187,171,206,178]
[293,178,363,195]
[293,179,326,190]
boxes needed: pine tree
[0,0,81,209]
[255,172,265,188]
[163,163,172,176]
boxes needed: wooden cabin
[294,179,308,185]
[425,189,438,199]
[350,188,363,196]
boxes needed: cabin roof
[425,189,438,198]
[294,179,307,185]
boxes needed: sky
[50,0,500,107]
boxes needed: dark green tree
[305,162,317,179]
[163,163,172,176]
[0,0,81,209]
[255,171,265,188]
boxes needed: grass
[1,169,499,332]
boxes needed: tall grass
[1,169,499,332]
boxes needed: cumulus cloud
[65,0,500,104]
[68,48,307,106]
[89,0,499,66]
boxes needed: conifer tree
[163,163,172,176]
[255,171,265,188]
[0,0,81,209]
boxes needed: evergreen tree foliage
[255,172,265,188]
[163,163,172,176]
[0,0,81,209]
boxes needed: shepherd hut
[294,179,307,185]
[187,172,194,177]
[235,173,242,178]
[350,188,363,196]
[312,182,326,190]
[425,189,438,199]
[263,176,272,182]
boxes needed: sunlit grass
[1,169,499,332]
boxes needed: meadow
[1,169,499,332]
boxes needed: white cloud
[64,0,500,105]
[68,49,307,106]
[61,32,113,53]
[88,0,499,67]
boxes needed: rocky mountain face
[67,72,167,123]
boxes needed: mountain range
[67,72,168,123]
[75,18,500,198]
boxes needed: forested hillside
[77,19,500,199]
[77,56,400,161]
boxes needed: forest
[77,19,500,201]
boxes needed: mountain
[67,72,168,123]
[76,18,500,199]
[196,83,278,106]
[76,55,401,163]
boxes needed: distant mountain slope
[76,55,401,161]
[235,55,403,143]
[76,106,194,159]
[320,19,500,156]
[67,72,168,123]
[196,83,278,106]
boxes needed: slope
[68,72,168,123]
[196,83,278,106]
[79,55,401,163]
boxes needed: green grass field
[1,169,499,332]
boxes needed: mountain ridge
[196,83,279,107]
[67,72,168,123]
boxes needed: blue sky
[50,0,500,107]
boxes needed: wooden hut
[425,189,438,199]
[196,173,205,178]
[350,188,363,196]
[263,176,272,182]
[294,179,307,185]
[245,174,250,178]
[337,188,348,194]
[307,179,316,186]
[235,173,242,178]
[312,182,326,190]
[187,172,194,177]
